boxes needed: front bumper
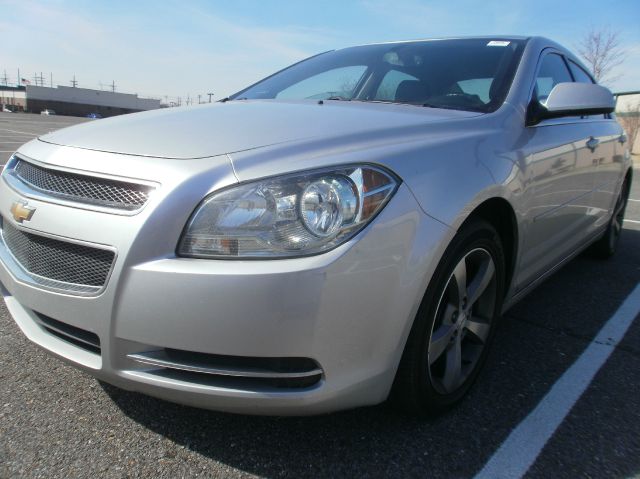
[0,143,452,415]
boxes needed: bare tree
[619,102,640,154]
[577,27,626,85]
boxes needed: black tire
[588,176,630,259]
[391,218,505,415]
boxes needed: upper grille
[1,220,115,294]
[12,158,152,211]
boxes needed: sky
[2,0,639,103]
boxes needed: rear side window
[568,60,594,84]
[534,53,572,102]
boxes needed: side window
[276,65,367,100]
[534,53,572,103]
[568,61,594,84]
[567,60,606,119]
[374,70,418,101]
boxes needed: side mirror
[527,82,615,126]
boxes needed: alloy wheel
[427,248,497,395]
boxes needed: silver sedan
[0,36,632,415]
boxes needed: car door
[566,59,625,228]
[515,51,599,289]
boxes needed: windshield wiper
[422,102,481,112]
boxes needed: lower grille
[1,220,115,294]
[128,349,323,390]
[34,313,101,354]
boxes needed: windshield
[232,38,527,113]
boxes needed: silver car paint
[0,36,631,414]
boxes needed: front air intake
[128,349,323,390]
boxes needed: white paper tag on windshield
[487,40,510,47]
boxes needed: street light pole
[207,92,214,103]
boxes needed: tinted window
[374,70,418,101]
[276,65,367,100]
[457,78,493,103]
[534,53,572,102]
[234,39,527,113]
[568,60,594,84]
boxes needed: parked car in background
[0,36,631,416]
[2,105,13,113]
[86,112,102,119]
[40,109,56,115]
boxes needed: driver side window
[534,53,572,104]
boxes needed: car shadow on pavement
[102,228,640,478]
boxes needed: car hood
[39,100,481,159]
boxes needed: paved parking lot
[0,112,639,478]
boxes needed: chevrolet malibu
[0,37,632,415]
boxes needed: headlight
[178,165,399,258]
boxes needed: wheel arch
[462,197,519,297]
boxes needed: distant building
[0,86,27,111]
[615,92,640,154]
[25,85,161,117]
[1,84,160,117]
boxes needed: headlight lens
[178,165,398,258]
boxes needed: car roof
[343,36,531,49]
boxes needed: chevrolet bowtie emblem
[10,200,35,223]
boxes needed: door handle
[586,137,600,152]
[619,133,628,144]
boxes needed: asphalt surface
[0,112,639,478]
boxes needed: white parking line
[0,128,41,135]
[475,283,640,479]
[629,198,640,202]
[624,219,640,224]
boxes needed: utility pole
[110,80,116,92]
[207,92,214,103]
[39,72,45,87]
[50,72,53,87]
[71,75,78,87]
[198,94,201,104]
[1,70,8,85]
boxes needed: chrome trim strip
[127,351,324,379]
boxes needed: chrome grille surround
[7,156,153,212]
[0,219,116,295]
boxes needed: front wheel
[392,219,505,415]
